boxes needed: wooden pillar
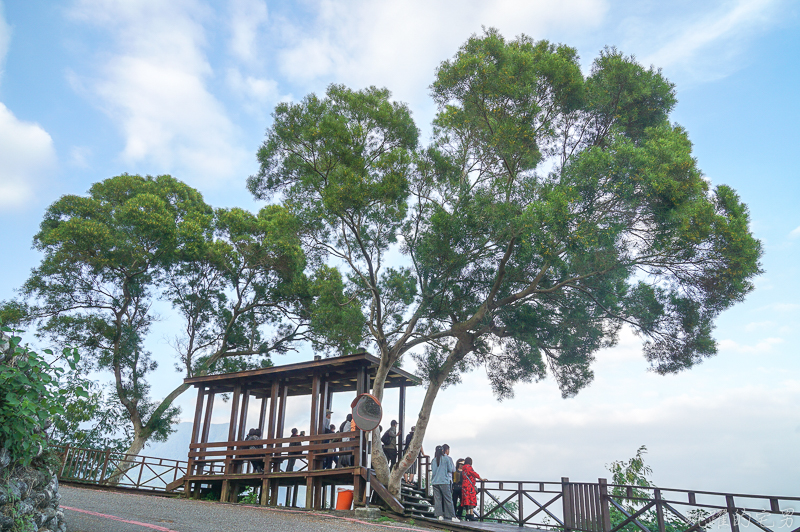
[398,382,406,459]
[221,385,242,502]
[227,385,242,444]
[260,478,269,506]
[277,382,288,437]
[258,394,268,434]
[194,389,215,491]
[267,381,279,474]
[305,476,314,508]
[185,386,205,497]
[237,389,250,440]
[310,375,320,436]
[318,379,329,434]
[201,392,215,443]
[237,389,251,473]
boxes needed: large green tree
[21,174,358,461]
[248,30,762,497]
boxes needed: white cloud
[276,0,607,110]
[0,6,56,209]
[642,0,783,82]
[228,0,269,64]
[69,0,248,187]
[744,320,775,333]
[718,336,783,354]
[0,103,57,209]
[226,68,280,104]
[69,146,92,168]
[758,303,800,313]
[789,225,800,238]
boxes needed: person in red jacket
[460,457,486,521]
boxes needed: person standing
[244,428,264,473]
[339,413,353,433]
[452,458,465,518]
[461,456,487,521]
[381,420,398,469]
[323,423,337,469]
[285,428,300,472]
[431,444,459,522]
[402,426,424,483]
[338,413,354,467]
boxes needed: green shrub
[0,324,83,465]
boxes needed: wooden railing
[54,444,195,492]
[187,431,360,476]
[474,478,800,532]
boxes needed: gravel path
[61,485,438,532]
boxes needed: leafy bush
[0,324,83,465]
[607,446,709,532]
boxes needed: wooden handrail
[189,431,359,449]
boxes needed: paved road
[61,486,437,532]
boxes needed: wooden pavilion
[182,352,419,509]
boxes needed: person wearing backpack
[381,419,398,469]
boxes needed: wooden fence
[475,478,800,532]
[54,444,198,492]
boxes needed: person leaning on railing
[460,456,487,521]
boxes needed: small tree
[248,30,762,498]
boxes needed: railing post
[655,488,666,532]
[726,495,740,532]
[58,444,71,478]
[99,450,111,482]
[519,482,524,527]
[563,477,573,532]
[479,480,485,521]
[599,478,612,532]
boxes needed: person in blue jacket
[431,444,459,522]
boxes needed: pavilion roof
[183,352,419,397]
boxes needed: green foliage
[484,500,519,523]
[0,324,80,465]
[48,376,132,452]
[250,28,762,408]
[238,487,259,504]
[20,173,361,458]
[0,485,36,532]
[22,173,213,449]
[606,446,710,532]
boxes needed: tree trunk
[105,429,150,486]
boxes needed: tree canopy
[20,173,359,457]
[248,30,762,495]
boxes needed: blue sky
[1,0,798,497]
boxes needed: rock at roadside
[354,507,382,519]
